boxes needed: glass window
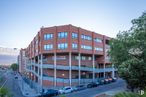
[58,43,68,49]
[44,33,53,40]
[81,56,86,60]
[44,44,53,50]
[88,57,92,60]
[95,47,103,51]
[72,32,78,39]
[72,43,78,49]
[94,38,102,43]
[81,45,92,50]
[81,34,92,41]
[58,32,68,38]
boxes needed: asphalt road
[3,70,24,97]
[62,79,126,97]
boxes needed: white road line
[0,79,7,89]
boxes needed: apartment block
[23,24,116,90]
[18,49,26,74]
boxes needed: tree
[110,12,146,91]
[10,63,18,71]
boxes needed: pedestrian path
[17,74,41,97]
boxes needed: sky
[0,0,146,49]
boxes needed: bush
[0,87,13,97]
[114,92,139,97]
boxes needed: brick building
[24,24,116,90]
[18,48,26,73]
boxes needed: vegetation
[10,63,18,71]
[110,12,146,91]
[114,92,139,97]
[0,87,12,97]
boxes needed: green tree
[110,12,146,91]
[10,63,18,71]
[0,87,12,97]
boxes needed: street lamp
[62,73,65,87]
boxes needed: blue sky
[0,0,146,49]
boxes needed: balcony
[31,63,116,73]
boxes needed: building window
[58,43,68,49]
[72,32,78,39]
[81,56,86,60]
[72,43,78,49]
[81,45,92,50]
[94,38,102,43]
[88,56,92,60]
[58,32,68,38]
[44,44,53,50]
[74,56,79,60]
[81,34,92,41]
[44,33,53,40]
[95,47,103,51]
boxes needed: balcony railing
[30,63,116,73]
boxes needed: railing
[29,64,116,73]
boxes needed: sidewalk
[17,74,41,97]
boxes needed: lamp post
[62,73,65,87]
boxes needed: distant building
[18,49,26,73]
[0,47,19,66]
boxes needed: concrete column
[112,64,115,78]
[92,54,95,82]
[69,52,72,86]
[103,63,105,78]
[54,53,57,86]
[37,56,39,74]
[78,53,81,85]
[30,59,33,81]
[40,54,43,88]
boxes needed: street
[61,79,126,97]
[3,70,24,97]
[1,70,126,97]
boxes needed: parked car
[15,76,18,79]
[87,82,98,88]
[96,81,100,86]
[39,89,59,97]
[75,85,86,91]
[104,78,110,84]
[112,77,117,82]
[99,79,105,85]
[108,77,113,83]
[59,86,73,94]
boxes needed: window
[44,44,53,50]
[44,33,53,40]
[88,56,92,60]
[94,38,102,43]
[81,56,86,60]
[58,43,68,49]
[95,47,103,51]
[72,43,78,49]
[72,32,78,39]
[74,56,79,60]
[81,45,92,50]
[81,34,92,41]
[58,32,68,38]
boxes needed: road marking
[0,79,7,89]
